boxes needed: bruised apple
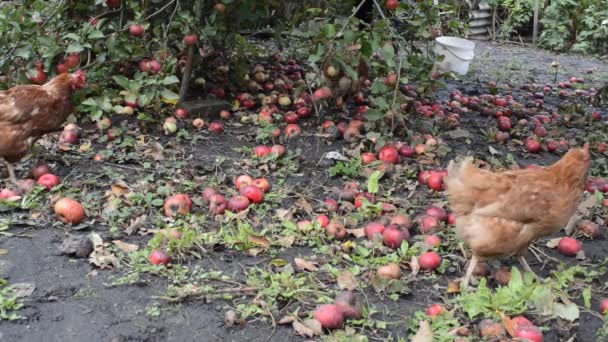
[163,194,193,217]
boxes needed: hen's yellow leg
[518,256,542,281]
[460,255,478,290]
[4,161,18,185]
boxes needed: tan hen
[445,145,591,288]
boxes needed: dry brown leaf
[295,197,313,214]
[410,321,433,342]
[89,250,119,269]
[111,181,130,196]
[292,321,315,338]
[247,235,271,248]
[125,215,147,235]
[346,228,366,238]
[302,319,322,336]
[294,258,317,272]
[447,281,460,294]
[500,312,517,337]
[247,248,263,256]
[112,240,139,253]
[30,211,42,219]
[11,283,35,298]
[79,142,92,152]
[275,208,294,221]
[276,235,295,248]
[410,256,420,276]
[224,310,240,327]
[576,250,586,260]
[149,142,165,161]
[278,315,295,325]
[337,271,358,290]
[546,238,561,249]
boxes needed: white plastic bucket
[434,36,475,75]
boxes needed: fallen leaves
[88,233,119,270]
[247,234,271,248]
[292,319,322,337]
[294,257,317,272]
[337,270,358,290]
[125,214,147,235]
[410,321,433,342]
[112,240,138,253]
[11,283,35,298]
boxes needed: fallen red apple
[361,152,376,165]
[37,173,61,190]
[419,251,441,270]
[239,185,264,204]
[424,235,441,247]
[313,304,344,330]
[425,205,447,222]
[209,194,227,215]
[390,215,412,229]
[315,214,329,228]
[202,187,217,203]
[227,195,250,212]
[271,145,286,157]
[163,194,193,217]
[425,304,444,317]
[0,188,20,199]
[378,146,399,164]
[254,145,272,158]
[54,197,85,224]
[235,175,254,190]
[252,178,270,193]
[148,249,171,265]
[32,164,50,180]
[175,108,189,119]
[284,124,301,138]
[382,224,409,248]
[325,221,346,239]
[557,237,581,256]
[192,118,205,129]
[364,222,385,240]
[333,291,362,319]
[377,263,401,280]
[208,122,224,134]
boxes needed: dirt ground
[1,41,608,342]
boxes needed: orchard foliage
[0,0,463,125]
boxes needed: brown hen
[445,145,591,288]
[0,71,86,183]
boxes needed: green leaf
[13,46,32,59]
[583,287,591,309]
[66,43,84,53]
[87,30,104,39]
[81,98,98,107]
[138,92,154,107]
[367,170,382,194]
[151,199,164,207]
[554,302,579,321]
[113,75,131,90]
[365,109,384,121]
[160,88,179,100]
[509,267,523,290]
[63,33,81,41]
[161,75,180,85]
